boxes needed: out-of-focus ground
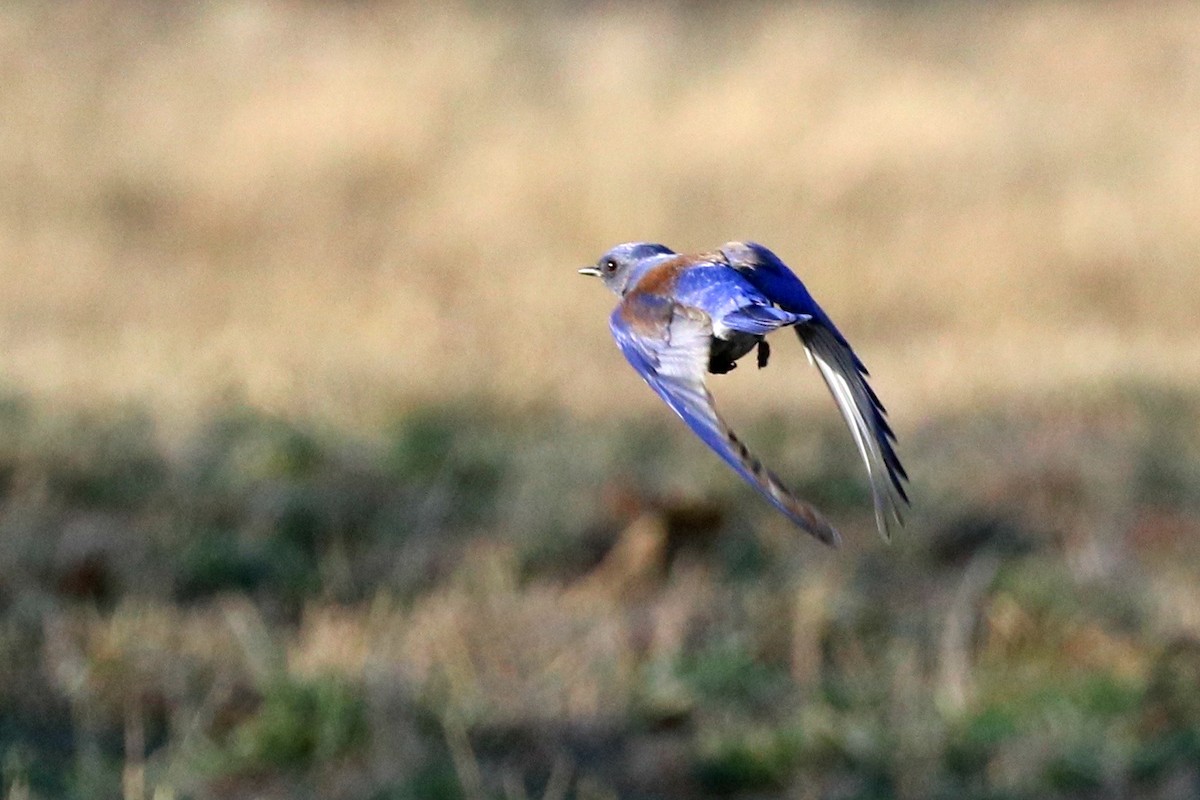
[1,2,1200,799]
[3,0,1200,427]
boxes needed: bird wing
[797,323,908,540]
[719,241,909,540]
[610,295,841,546]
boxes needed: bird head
[579,242,675,295]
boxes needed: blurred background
[1,1,1199,798]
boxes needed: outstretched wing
[610,295,841,546]
[798,323,909,540]
[720,241,910,540]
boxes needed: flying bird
[579,241,908,546]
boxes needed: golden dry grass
[6,6,1200,797]
[1,1,1198,434]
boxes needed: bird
[579,241,908,546]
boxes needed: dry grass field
[1,1,1199,799]
[2,0,1199,427]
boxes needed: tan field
[3,1,1199,433]
[3,3,1200,799]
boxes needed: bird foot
[709,358,737,375]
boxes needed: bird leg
[708,354,738,374]
[757,339,771,369]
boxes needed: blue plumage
[581,241,909,545]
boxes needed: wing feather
[611,301,841,546]
[798,324,908,540]
[717,241,909,541]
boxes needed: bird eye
[603,259,618,273]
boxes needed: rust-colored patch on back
[628,250,728,298]
[620,251,724,337]
[628,253,691,297]
[617,293,673,337]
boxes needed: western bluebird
[580,241,908,546]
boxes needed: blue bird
[580,241,908,546]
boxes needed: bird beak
[578,267,602,277]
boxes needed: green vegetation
[0,392,1196,799]
[3,1,1200,797]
